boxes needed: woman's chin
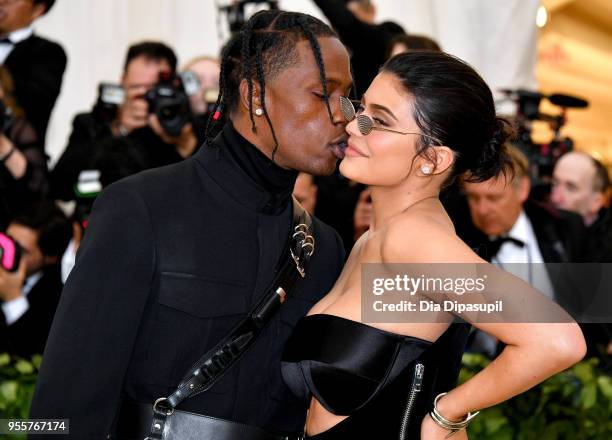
[339,158,358,180]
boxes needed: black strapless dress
[281,314,470,439]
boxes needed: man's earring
[255,108,263,116]
[421,165,432,175]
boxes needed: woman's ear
[430,146,454,175]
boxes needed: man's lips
[329,135,348,159]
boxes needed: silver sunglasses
[339,96,442,144]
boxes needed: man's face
[6,223,44,276]
[260,37,353,176]
[551,153,603,224]
[122,55,172,97]
[0,0,45,35]
[464,175,530,236]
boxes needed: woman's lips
[345,142,367,157]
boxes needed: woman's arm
[383,217,586,428]
[0,134,27,179]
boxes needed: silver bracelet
[429,392,480,439]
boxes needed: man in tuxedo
[51,41,202,201]
[0,0,66,146]
[0,201,71,358]
[461,146,585,356]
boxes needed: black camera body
[145,72,192,137]
[95,71,199,137]
[219,0,279,33]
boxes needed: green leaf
[30,354,42,370]
[14,360,34,375]
[598,376,612,399]
[0,380,19,402]
[0,352,11,368]
[573,361,595,383]
[580,383,597,410]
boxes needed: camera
[94,71,200,137]
[501,89,588,188]
[145,71,196,137]
[0,232,21,273]
[218,0,279,33]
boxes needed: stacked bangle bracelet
[429,392,480,438]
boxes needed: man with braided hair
[30,10,353,440]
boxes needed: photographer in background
[51,41,202,200]
[0,66,49,219]
[0,200,71,358]
[0,0,66,147]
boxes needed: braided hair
[205,10,339,162]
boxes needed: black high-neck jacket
[29,123,345,438]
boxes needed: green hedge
[461,353,612,439]
[1,353,611,439]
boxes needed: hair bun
[464,117,514,183]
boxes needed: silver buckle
[153,397,174,416]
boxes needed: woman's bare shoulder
[381,211,482,264]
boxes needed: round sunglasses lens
[356,115,373,135]
[340,97,355,122]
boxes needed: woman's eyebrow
[366,99,398,122]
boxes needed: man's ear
[517,175,531,203]
[30,3,47,22]
[589,192,606,216]
[238,79,262,113]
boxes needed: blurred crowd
[0,0,610,369]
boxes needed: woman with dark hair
[281,51,586,439]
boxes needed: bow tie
[0,38,12,45]
[480,236,525,260]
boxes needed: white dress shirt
[1,271,42,326]
[0,25,34,63]
[492,210,556,299]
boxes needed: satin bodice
[281,314,470,439]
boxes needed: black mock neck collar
[194,122,298,215]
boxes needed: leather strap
[118,400,303,440]
[146,198,314,439]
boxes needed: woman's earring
[255,108,263,116]
[421,165,432,175]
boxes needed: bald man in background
[552,151,611,262]
[551,151,612,361]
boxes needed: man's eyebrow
[362,95,398,122]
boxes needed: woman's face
[340,72,424,186]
